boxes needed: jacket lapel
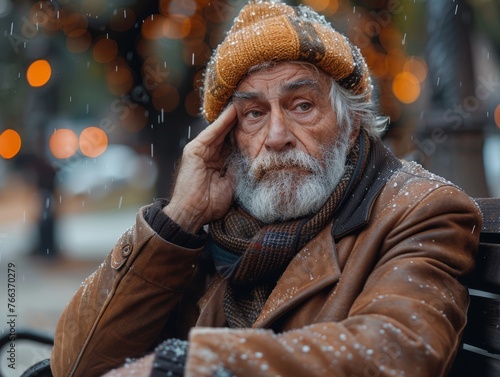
[253,223,341,328]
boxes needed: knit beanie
[202,0,372,123]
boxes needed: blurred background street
[0,0,499,376]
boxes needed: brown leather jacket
[51,139,482,377]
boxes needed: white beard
[229,133,352,224]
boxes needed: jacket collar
[332,134,402,239]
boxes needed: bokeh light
[29,1,65,32]
[27,59,52,87]
[379,25,403,52]
[109,8,136,32]
[393,72,421,104]
[495,104,500,129]
[152,83,180,113]
[386,50,408,78]
[160,0,197,17]
[162,15,191,39]
[183,41,211,66]
[63,13,88,37]
[0,129,22,159]
[142,14,165,40]
[30,1,52,29]
[182,15,206,41]
[120,104,149,133]
[49,129,79,159]
[79,127,108,158]
[93,37,119,63]
[105,63,134,96]
[403,56,428,83]
[363,46,388,78]
[66,31,92,53]
[303,0,331,12]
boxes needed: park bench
[1,197,499,377]
[447,197,500,377]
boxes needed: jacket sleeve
[184,185,482,377]
[50,204,205,377]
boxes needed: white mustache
[249,150,321,181]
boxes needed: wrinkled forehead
[234,61,332,98]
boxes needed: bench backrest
[448,197,500,376]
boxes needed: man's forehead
[233,63,329,100]
[233,80,322,102]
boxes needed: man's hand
[163,105,237,233]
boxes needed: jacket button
[121,244,132,257]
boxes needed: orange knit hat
[202,0,372,123]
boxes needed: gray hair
[329,78,388,138]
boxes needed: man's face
[232,62,343,168]
[228,62,355,223]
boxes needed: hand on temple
[163,105,238,233]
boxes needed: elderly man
[51,1,481,376]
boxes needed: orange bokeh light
[142,14,166,40]
[385,50,408,78]
[495,104,500,129]
[79,127,108,158]
[403,56,428,83]
[363,46,387,78]
[49,129,79,159]
[163,15,191,39]
[0,129,22,159]
[27,59,52,87]
[110,8,136,32]
[66,31,92,53]
[105,64,134,96]
[393,72,421,104]
[184,15,207,41]
[303,0,331,12]
[152,83,180,112]
[93,37,118,63]
[63,13,88,37]
[121,104,149,133]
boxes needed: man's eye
[296,103,312,112]
[247,110,262,118]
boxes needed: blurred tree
[419,0,489,197]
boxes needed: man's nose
[264,110,296,152]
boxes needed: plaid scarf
[209,132,370,328]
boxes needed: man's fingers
[196,104,237,147]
